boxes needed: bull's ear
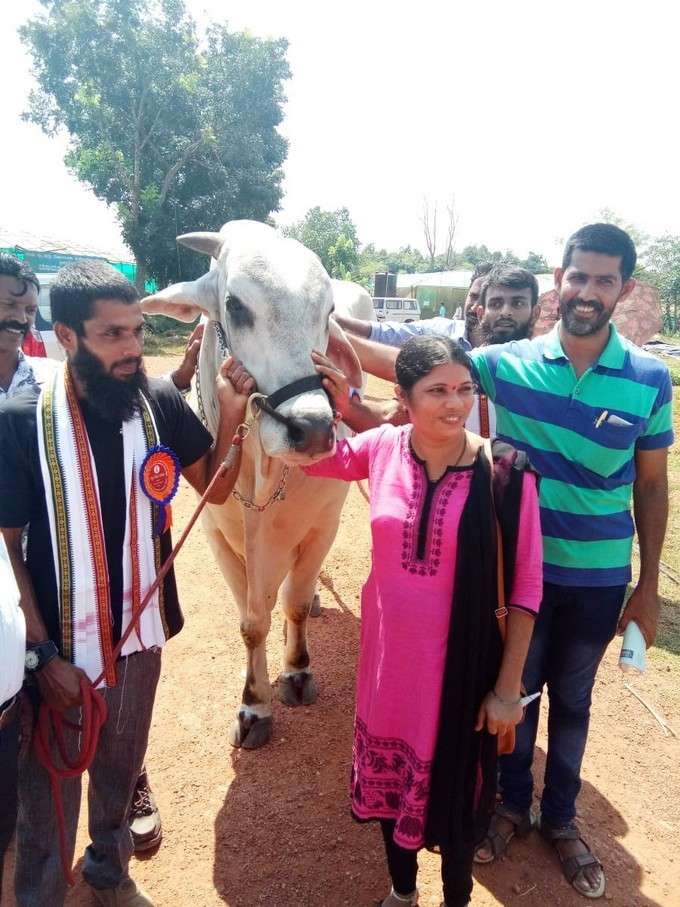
[141,270,220,322]
[177,231,224,259]
[327,317,364,389]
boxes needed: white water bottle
[619,621,646,674]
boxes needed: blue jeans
[499,583,626,827]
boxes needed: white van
[372,296,421,323]
[32,272,65,360]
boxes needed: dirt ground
[3,357,679,907]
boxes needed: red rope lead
[34,677,107,885]
[34,448,236,884]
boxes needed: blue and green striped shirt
[471,323,674,587]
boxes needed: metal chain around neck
[232,463,290,512]
[195,323,291,513]
[229,394,291,512]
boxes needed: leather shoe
[90,877,154,906]
[129,768,162,852]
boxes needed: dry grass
[142,334,188,357]
[658,353,680,386]
[639,388,680,707]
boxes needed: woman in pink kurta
[305,336,542,907]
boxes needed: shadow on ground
[655,595,680,657]
[474,747,663,907]
[212,602,392,907]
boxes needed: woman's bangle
[492,688,521,706]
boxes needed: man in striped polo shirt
[320,223,672,899]
[471,223,672,898]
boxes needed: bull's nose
[287,417,334,455]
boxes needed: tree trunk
[135,259,148,294]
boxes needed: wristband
[492,688,521,706]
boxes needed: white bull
[143,220,373,748]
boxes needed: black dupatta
[424,440,530,850]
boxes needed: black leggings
[380,820,474,907]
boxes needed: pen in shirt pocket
[594,410,634,429]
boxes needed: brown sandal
[539,818,605,899]
[474,803,534,864]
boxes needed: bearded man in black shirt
[0,262,253,907]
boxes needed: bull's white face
[143,221,353,463]
[214,237,335,460]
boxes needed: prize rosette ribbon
[139,445,181,535]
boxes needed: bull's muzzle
[286,415,335,456]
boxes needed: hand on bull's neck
[215,356,256,418]
[181,357,257,505]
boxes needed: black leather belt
[0,694,19,731]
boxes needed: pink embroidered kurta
[304,424,542,848]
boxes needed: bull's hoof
[278,671,318,707]
[309,593,322,618]
[228,710,273,750]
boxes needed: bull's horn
[141,270,220,321]
[177,231,224,259]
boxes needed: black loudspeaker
[374,272,388,297]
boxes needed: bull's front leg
[276,525,338,707]
[228,608,274,750]
[278,575,319,708]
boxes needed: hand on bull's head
[216,356,256,421]
[311,350,351,422]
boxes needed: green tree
[460,244,509,267]
[597,209,650,278]
[326,234,358,281]
[645,235,680,334]
[385,246,429,274]
[282,207,359,278]
[21,0,290,287]
[519,251,550,273]
[353,244,430,291]
[461,244,494,266]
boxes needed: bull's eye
[225,295,254,329]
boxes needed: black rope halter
[252,373,328,426]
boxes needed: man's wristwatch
[25,640,59,673]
